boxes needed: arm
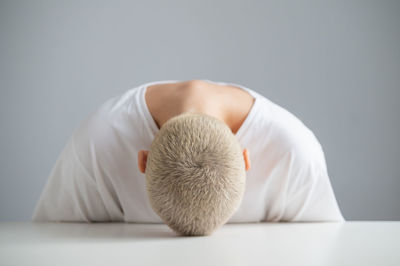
[32,136,111,222]
[280,145,344,222]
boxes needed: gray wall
[1,0,399,221]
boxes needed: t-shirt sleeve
[280,146,345,222]
[32,136,111,222]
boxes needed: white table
[0,222,399,266]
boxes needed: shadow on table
[31,222,178,242]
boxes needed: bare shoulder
[145,80,206,128]
[146,79,251,101]
[145,80,255,131]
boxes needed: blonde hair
[145,112,246,236]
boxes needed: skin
[138,80,253,174]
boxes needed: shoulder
[72,85,147,155]
[241,91,326,166]
[261,97,326,168]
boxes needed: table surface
[0,221,399,266]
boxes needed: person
[32,79,345,236]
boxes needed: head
[138,112,251,236]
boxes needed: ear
[138,150,149,174]
[243,148,251,171]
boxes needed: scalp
[145,112,246,236]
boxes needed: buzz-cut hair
[145,112,246,236]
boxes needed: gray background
[0,0,399,221]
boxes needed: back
[33,80,344,223]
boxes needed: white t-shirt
[33,80,345,223]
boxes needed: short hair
[145,112,246,236]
